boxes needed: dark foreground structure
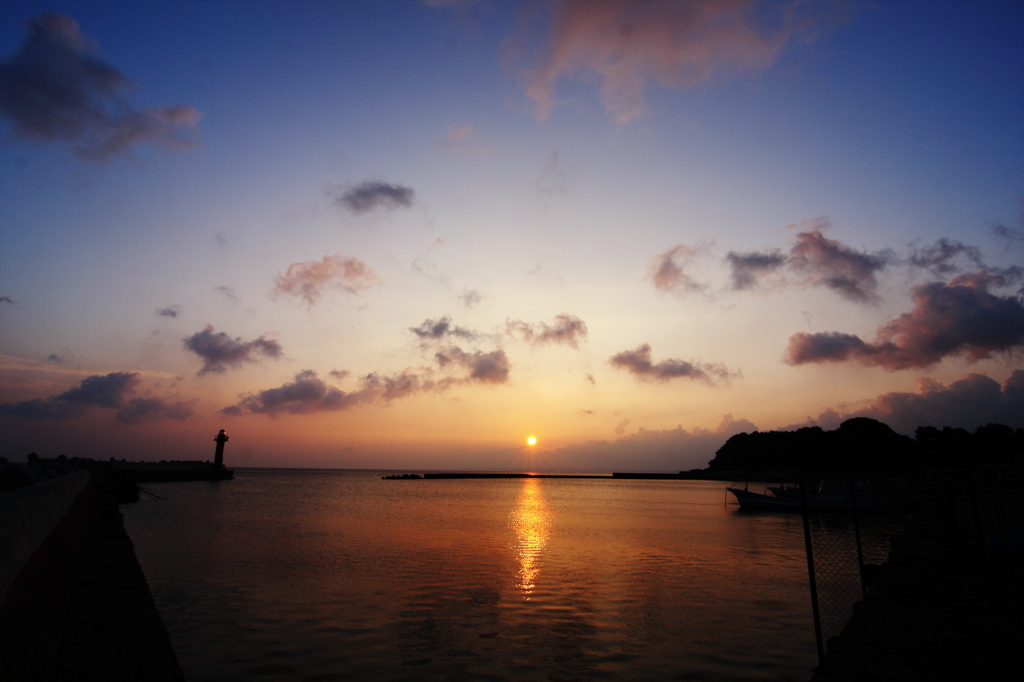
[0,464,183,681]
[797,467,1024,680]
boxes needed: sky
[1,0,1023,472]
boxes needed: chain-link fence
[797,476,916,653]
[797,468,1024,676]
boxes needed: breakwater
[0,468,182,680]
[407,472,704,480]
[111,460,233,483]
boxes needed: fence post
[801,472,825,665]
[848,475,867,600]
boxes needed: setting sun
[527,436,537,446]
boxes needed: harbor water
[121,470,818,681]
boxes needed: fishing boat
[726,480,890,511]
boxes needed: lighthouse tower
[213,429,229,468]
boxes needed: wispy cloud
[0,296,14,305]
[156,305,181,318]
[506,313,588,348]
[443,123,475,147]
[649,244,708,294]
[0,12,201,162]
[516,0,844,122]
[330,180,415,213]
[459,288,483,308]
[908,237,1021,284]
[214,285,240,304]
[785,274,1024,370]
[609,343,733,383]
[46,349,73,364]
[271,255,375,306]
[0,371,194,423]
[183,325,283,375]
[114,397,196,424]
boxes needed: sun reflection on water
[509,478,550,598]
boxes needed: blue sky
[2,1,1022,470]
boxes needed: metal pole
[849,475,867,600]
[991,469,1024,676]
[801,472,825,665]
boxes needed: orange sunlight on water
[509,477,549,598]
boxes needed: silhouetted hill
[707,418,1024,473]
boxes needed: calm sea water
[121,470,818,681]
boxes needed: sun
[526,436,537,446]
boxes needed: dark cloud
[649,244,707,294]
[992,223,1024,248]
[435,347,510,384]
[788,219,891,303]
[609,344,732,383]
[726,250,787,290]
[225,370,361,415]
[183,325,283,375]
[908,238,985,277]
[271,255,375,306]
[46,350,73,364]
[0,371,138,419]
[410,316,477,341]
[785,275,1024,369]
[0,296,13,304]
[506,313,588,348]
[789,371,1024,435]
[329,369,350,381]
[852,371,1024,433]
[331,180,414,213]
[362,371,425,402]
[225,347,512,416]
[156,305,181,318]
[908,238,1022,286]
[0,12,201,163]
[115,397,195,425]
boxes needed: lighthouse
[213,429,229,468]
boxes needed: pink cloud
[272,255,375,306]
[520,0,839,121]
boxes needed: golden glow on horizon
[510,478,549,598]
[527,436,537,446]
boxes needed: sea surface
[121,470,819,681]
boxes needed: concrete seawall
[1,472,94,678]
[0,470,183,680]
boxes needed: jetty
[0,462,183,680]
